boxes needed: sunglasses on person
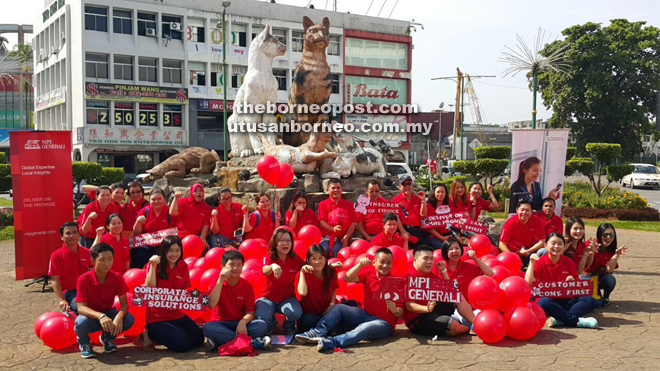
[220,196,232,201]
[401,182,413,187]
[130,190,143,194]
[602,233,615,238]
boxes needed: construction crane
[464,74,489,146]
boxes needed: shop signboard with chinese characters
[77,127,187,146]
[85,82,188,104]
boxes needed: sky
[2,0,659,125]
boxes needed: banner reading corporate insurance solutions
[11,131,72,280]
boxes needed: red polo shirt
[260,255,304,302]
[285,208,319,235]
[533,254,579,282]
[137,206,173,233]
[48,244,92,292]
[120,199,149,232]
[76,270,128,313]
[357,266,402,328]
[213,202,244,239]
[356,197,390,235]
[533,212,564,236]
[473,198,492,219]
[370,231,405,249]
[403,267,438,324]
[245,210,276,242]
[449,197,471,214]
[569,241,586,269]
[391,193,422,227]
[499,215,546,253]
[79,201,120,238]
[175,196,212,238]
[447,261,483,304]
[586,249,618,275]
[297,271,339,315]
[317,198,356,239]
[144,260,191,324]
[100,233,130,274]
[210,277,256,321]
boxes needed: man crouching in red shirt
[370,212,409,250]
[74,243,134,358]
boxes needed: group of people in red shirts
[51,175,624,357]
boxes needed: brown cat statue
[285,16,332,146]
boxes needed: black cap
[399,175,413,184]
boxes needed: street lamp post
[221,0,231,161]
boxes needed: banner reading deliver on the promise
[11,131,73,280]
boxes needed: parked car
[135,173,154,193]
[386,162,414,181]
[621,163,660,189]
[73,180,92,205]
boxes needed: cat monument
[228,25,286,158]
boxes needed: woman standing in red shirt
[449,179,470,214]
[296,244,339,332]
[132,188,174,269]
[93,214,130,274]
[139,235,204,352]
[585,223,627,306]
[243,193,280,242]
[424,184,452,250]
[285,192,318,235]
[79,186,119,248]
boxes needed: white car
[621,163,660,189]
[386,162,414,181]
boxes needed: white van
[386,162,414,181]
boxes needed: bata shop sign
[77,127,187,146]
[344,76,407,105]
[85,82,188,104]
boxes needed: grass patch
[487,212,507,220]
[582,220,660,233]
[0,226,14,241]
[0,199,12,207]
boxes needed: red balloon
[89,331,102,345]
[298,225,322,248]
[496,252,522,272]
[123,268,146,291]
[276,163,295,188]
[481,254,496,262]
[337,247,352,262]
[506,306,539,340]
[241,271,266,297]
[342,257,357,271]
[473,309,507,344]
[275,226,297,241]
[527,302,547,332]
[336,271,348,295]
[182,235,204,259]
[366,246,381,259]
[386,245,408,276]
[257,155,281,185]
[294,240,308,261]
[499,276,532,308]
[469,234,492,258]
[203,248,225,270]
[200,268,220,292]
[490,245,500,256]
[243,258,264,274]
[491,265,512,284]
[346,282,364,303]
[350,239,371,256]
[406,249,414,265]
[468,276,501,310]
[485,257,503,269]
[35,311,66,339]
[184,257,198,270]
[239,239,268,261]
[189,268,203,290]
[40,316,76,349]
[112,292,145,338]
[194,257,206,270]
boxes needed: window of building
[197,111,225,132]
[84,6,107,32]
[273,69,287,91]
[163,105,182,127]
[232,24,247,47]
[114,55,133,81]
[272,28,287,45]
[139,103,158,127]
[85,53,108,79]
[137,12,157,36]
[331,74,340,94]
[113,9,132,35]
[231,66,246,89]
[86,101,109,125]
[162,15,183,40]
[292,31,304,53]
[190,25,205,43]
[138,57,157,82]
[252,26,264,40]
[328,35,340,56]
[163,60,182,84]
[137,154,154,174]
[97,153,112,167]
[345,38,408,70]
[114,102,134,126]
[189,62,206,86]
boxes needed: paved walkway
[0,226,658,370]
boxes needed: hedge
[473,146,511,160]
[72,162,102,184]
[585,143,621,164]
[90,167,125,186]
[0,152,6,164]
[0,164,10,192]
[565,157,595,176]
[606,164,634,183]
[475,159,509,184]
[562,207,660,221]
[566,146,577,160]
[452,161,477,179]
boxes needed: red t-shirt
[533,212,564,236]
[423,204,451,236]
[499,215,546,253]
[210,277,256,321]
[587,249,618,275]
[144,260,191,323]
[213,202,243,239]
[48,244,92,292]
[449,197,471,214]
[355,197,390,235]
[245,210,276,242]
[357,266,402,328]
[79,201,120,238]
[533,254,579,282]
[137,206,173,234]
[565,241,586,269]
[297,270,339,315]
[100,234,130,274]
[317,198,356,239]
[285,208,319,235]
[76,270,128,313]
[260,255,304,302]
[175,197,212,238]
[370,231,405,249]
[473,198,492,219]
[391,193,422,227]
[403,267,438,324]
[447,261,483,304]
[120,199,149,232]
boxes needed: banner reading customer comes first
[11,131,72,280]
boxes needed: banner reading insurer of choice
[10,131,73,280]
[85,82,189,104]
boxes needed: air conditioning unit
[146,28,156,37]
[170,22,182,31]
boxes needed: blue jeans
[297,313,323,332]
[599,274,616,298]
[428,237,444,250]
[255,297,302,333]
[209,234,239,248]
[537,296,597,327]
[130,246,156,270]
[537,248,548,257]
[203,319,268,347]
[320,237,343,258]
[64,289,78,314]
[79,236,95,248]
[74,308,135,346]
[311,303,393,348]
[145,315,204,352]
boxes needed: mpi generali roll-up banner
[10,131,72,280]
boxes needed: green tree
[8,44,33,128]
[565,143,624,197]
[538,19,660,159]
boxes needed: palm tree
[0,35,8,51]
[8,44,33,128]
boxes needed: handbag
[217,334,256,357]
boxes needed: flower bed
[562,206,659,221]
[562,181,648,210]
